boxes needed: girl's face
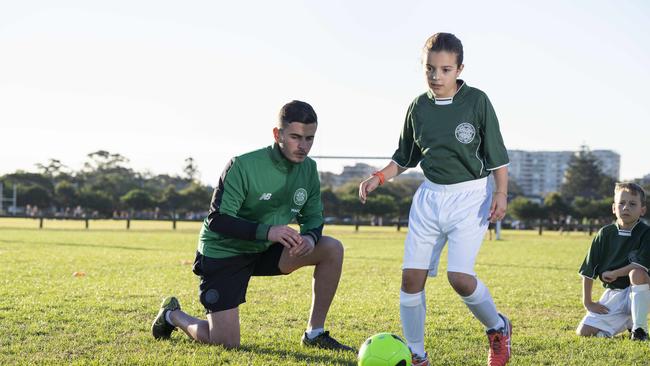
[423,50,464,98]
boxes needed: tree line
[0,151,211,219]
[1,149,647,228]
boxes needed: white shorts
[403,177,492,277]
[579,287,633,337]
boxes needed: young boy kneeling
[577,182,650,340]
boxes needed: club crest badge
[293,188,307,206]
[455,122,476,144]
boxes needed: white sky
[1,0,649,185]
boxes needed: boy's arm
[582,276,609,314]
[601,263,645,283]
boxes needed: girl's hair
[423,33,464,67]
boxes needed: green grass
[0,219,648,365]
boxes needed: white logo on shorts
[293,188,307,206]
[455,122,476,144]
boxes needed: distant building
[508,149,620,197]
[640,173,650,186]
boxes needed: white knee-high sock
[631,284,650,331]
[400,290,426,356]
[461,278,503,331]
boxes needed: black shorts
[192,243,287,313]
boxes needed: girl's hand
[488,192,507,223]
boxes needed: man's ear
[273,127,281,144]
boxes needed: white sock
[400,290,426,357]
[461,278,503,331]
[631,284,650,331]
[306,327,324,339]
[165,310,175,327]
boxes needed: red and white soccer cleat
[487,314,512,366]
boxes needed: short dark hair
[615,182,647,206]
[278,100,317,128]
[423,32,464,67]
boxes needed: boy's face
[273,122,317,163]
[423,50,464,98]
[612,190,646,227]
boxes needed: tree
[362,194,397,225]
[20,185,52,209]
[561,146,613,201]
[78,189,114,216]
[35,158,68,178]
[181,183,211,213]
[320,187,340,218]
[544,192,570,230]
[121,189,155,213]
[83,151,130,172]
[160,185,184,217]
[509,197,546,234]
[183,157,200,182]
[54,181,79,208]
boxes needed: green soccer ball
[357,332,412,366]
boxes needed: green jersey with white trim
[392,81,509,184]
[198,144,323,259]
[579,221,650,289]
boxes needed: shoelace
[490,334,503,354]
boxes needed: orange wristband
[372,171,385,185]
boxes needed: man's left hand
[290,235,315,257]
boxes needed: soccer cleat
[301,331,354,352]
[411,351,430,366]
[151,296,181,340]
[487,313,512,366]
[631,328,649,341]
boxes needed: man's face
[423,50,464,98]
[273,122,317,163]
[612,190,646,226]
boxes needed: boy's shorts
[579,287,632,337]
[403,177,492,277]
[192,243,287,313]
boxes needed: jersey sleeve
[391,101,422,168]
[206,157,270,241]
[579,231,603,279]
[297,163,324,244]
[630,227,650,270]
[479,94,509,170]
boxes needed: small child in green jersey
[359,32,511,366]
[577,182,650,340]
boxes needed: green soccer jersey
[198,144,324,259]
[392,81,509,185]
[579,221,650,289]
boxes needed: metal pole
[0,182,3,214]
[496,220,502,240]
[12,184,17,215]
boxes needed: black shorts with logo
[192,243,287,313]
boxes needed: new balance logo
[259,193,272,201]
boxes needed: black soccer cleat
[631,328,649,341]
[301,331,355,352]
[151,296,181,340]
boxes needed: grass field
[1,218,648,365]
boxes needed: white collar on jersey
[433,81,466,105]
[616,220,640,236]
